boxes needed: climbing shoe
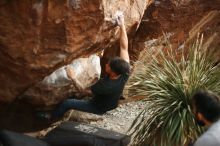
[36,112,51,120]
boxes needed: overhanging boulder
[0,0,148,103]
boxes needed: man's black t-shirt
[90,73,129,112]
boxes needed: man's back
[194,120,220,146]
[91,73,129,112]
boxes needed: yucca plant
[126,36,220,146]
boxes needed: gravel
[34,100,147,139]
[89,100,146,134]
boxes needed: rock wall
[0,0,219,104]
[0,0,148,103]
[22,55,101,106]
[130,0,220,62]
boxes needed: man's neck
[206,118,220,127]
[109,74,120,80]
[206,121,212,127]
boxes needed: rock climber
[39,14,130,119]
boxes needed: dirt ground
[0,96,146,138]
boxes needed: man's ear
[105,63,109,70]
[197,112,205,121]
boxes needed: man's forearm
[70,77,84,92]
[65,66,84,92]
[119,23,129,63]
[120,24,128,51]
[81,89,93,97]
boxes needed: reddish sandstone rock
[129,0,220,62]
[122,0,220,99]
[0,0,148,103]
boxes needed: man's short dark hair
[192,90,220,122]
[109,57,130,75]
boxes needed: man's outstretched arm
[66,66,95,97]
[118,15,129,63]
[66,66,84,92]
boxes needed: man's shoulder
[194,122,220,146]
[121,72,130,81]
[194,134,220,146]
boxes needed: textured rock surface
[21,55,101,106]
[0,0,148,103]
[129,0,220,62]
